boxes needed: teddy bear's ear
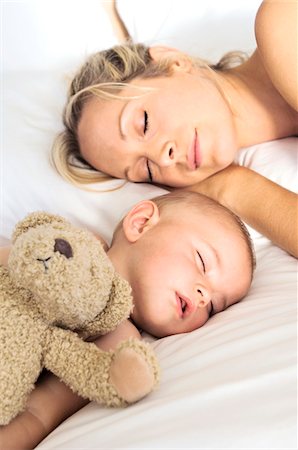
[12,211,70,243]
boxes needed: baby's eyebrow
[222,298,228,312]
[213,295,227,314]
[124,166,130,180]
[209,302,214,316]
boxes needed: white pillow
[1,0,168,245]
[3,0,117,71]
[1,68,167,246]
[117,0,262,61]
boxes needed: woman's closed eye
[143,111,149,134]
[146,159,153,183]
[142,111,153,182]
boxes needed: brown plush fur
[0,212,159,425]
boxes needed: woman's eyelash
[146,159,153,183]
[197,251,206,273]
[143,111,149,134]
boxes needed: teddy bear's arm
[80,273,133,339]
[44,327,159,407]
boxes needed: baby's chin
[131,315,165,338]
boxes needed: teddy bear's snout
[36,239,73,272]
[54,239,73,259]
[37,257,51,271]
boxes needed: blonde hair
[51,43,247,188]
[112,190,256,279]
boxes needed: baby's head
[108,191,255,338]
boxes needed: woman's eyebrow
[119,106,128,141]
[212,296,227,314]
[119,123,127,140]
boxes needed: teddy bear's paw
[109,339,160,404]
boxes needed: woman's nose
[195,284,212,308]
[152,142,176,167]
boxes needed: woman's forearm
[186,165,298,258]
[228,167,297,258]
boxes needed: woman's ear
[149,46,193,72]
[122,200,160,243]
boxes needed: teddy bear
[0,212,160,425]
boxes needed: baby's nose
[54,238,73,259]
[195,285,212,308]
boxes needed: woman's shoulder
[254,0,298,111]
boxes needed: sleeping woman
[52,0,298,257]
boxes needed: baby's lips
[176,292,195,318]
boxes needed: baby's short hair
[113,190,256,278]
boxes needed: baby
[0,190,255,448]
[108,190,255,337]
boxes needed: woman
[52,0,297,257]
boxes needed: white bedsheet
[2,1,297,448]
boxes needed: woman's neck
[221,49,298,149]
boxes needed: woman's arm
[0,320,141,450]
[185,165,298,258]
[102,0,131,43]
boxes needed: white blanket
[2,1,297,448]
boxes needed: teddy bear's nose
[54,238,73,259]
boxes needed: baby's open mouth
[176,293,194,318]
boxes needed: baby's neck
[0,246,11,267]
[106,243,128,282]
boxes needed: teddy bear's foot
[109,339,160,404]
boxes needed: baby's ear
[122,201,160,243]
[12,212,69,243]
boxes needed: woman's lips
[176,292,195,318]
[187,129,201,170]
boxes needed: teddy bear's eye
[54,239,73,259]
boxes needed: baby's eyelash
[196,251,206,273]
[143,111,149,134]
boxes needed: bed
[2,1,297,448]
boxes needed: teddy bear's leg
[44,329,159,407]
[109,339,160,403]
